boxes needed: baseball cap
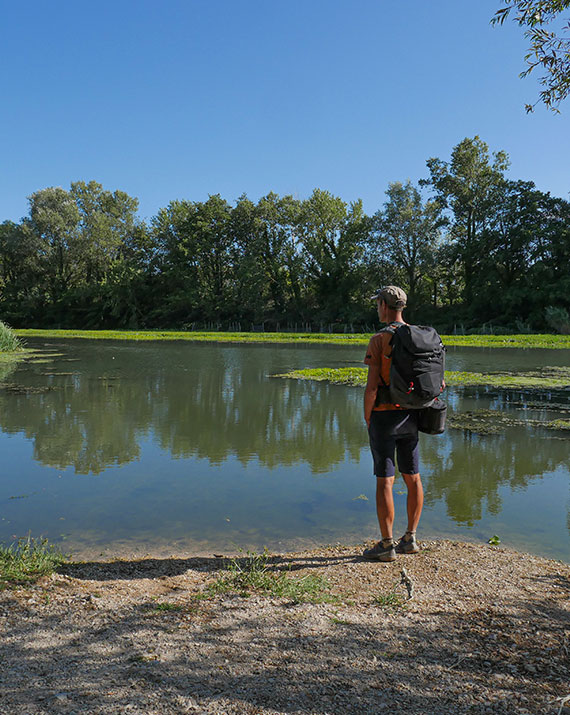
[370,285,407,309]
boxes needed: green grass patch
[13,328,570,349]
[275,366,570,390]
[150,602,184,612]
[373,590,406,611]
[210,550,338,603]
[0,536,67,589]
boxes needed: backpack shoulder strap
[380,321,405,336]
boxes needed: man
[362,286,423,562]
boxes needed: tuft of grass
[13,328,570,349]
[0,536,67,588]
[151,602,184,612]
[0,321,23,352]
[373,590,406,611]
[210,549,338,604]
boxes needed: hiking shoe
[395,533,420,554]
[362,541,396,562]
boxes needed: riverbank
[1,540,568,714]
[14,328,570,349]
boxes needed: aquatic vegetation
[274,366,570,390]
[275,367,368,385]
[275,367,570,435]
[449,410,570,435]
[546,419,570,431]
[13,328,570,349]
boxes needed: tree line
[1,136,569,333]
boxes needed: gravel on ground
[1,540,569,715]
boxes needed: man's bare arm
[364,363,380,427]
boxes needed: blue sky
[1,0,568,222]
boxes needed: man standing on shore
[362,286,423,562]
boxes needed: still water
[0,339,569,561]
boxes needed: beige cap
[370,285,407,309]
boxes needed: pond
[0,338,569,562]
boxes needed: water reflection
[421,429,569,526]
[0,342,366,475]
[0,340,568,557]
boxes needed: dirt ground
[1,540,569,715]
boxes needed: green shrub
[0,321,22,352]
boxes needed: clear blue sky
[1,0,568,222]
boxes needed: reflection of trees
[421,429,569,526]
[0,350,156,474]
[0,381,149,474]
[152,350,364,473]
[1,339,568,543]
[0,344,365,475]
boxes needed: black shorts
[368,410,419,478]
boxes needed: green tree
[152,195,234,324]
[151,199,202,323]
[0,220,42,320]
[492,0,570,111]
[26,186,81,302]
[70,180,140,284]
[373,181,444,308]
[422,136,510,306]
[298,189,369,322]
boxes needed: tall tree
[231,192,303,323]
[298,189,369,322]
[373,181,444,308]
[26,186,81,302]
[422,136,509,305]
[70,180,139,284]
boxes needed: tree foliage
[492,0,570,111]
[0,140,569,333]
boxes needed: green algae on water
[449,410,570,436]
[546,419,570,431]
[274,366,570,391]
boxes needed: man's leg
[376,476,395,540]
[363,475,396,561]
[401,472,423,533]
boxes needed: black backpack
[380,322,446,409]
